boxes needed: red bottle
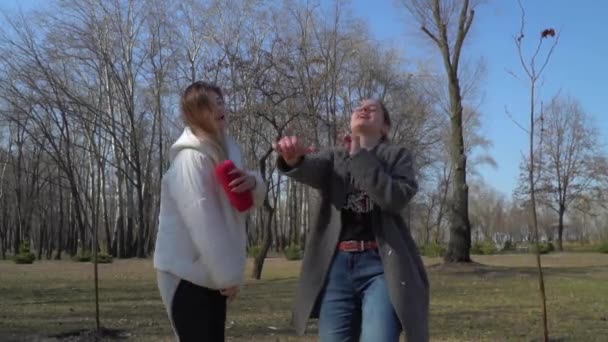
[214,160,253,212]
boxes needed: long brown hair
[378,101,391,142]
[181,81,227,164]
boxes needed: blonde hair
[181,81,227,164]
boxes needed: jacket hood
[170,127,239,162]
[170,127,207,161]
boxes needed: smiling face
[181,81,227,138]
[210,90,227,132]
[350,99,389,138]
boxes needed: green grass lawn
[1,253,607,341]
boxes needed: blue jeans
[318,250,401,342]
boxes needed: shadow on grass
[50,327,130,340]
[428,262,607,279]
[1,328,131,342]
[227,320,318,340]
[431,309,573,342]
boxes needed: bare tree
[534,95,605,250]
[0,0,494,290]
[402,0,478,262]
[469,180,506,243]
[509,1,559,340]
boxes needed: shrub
[419,243,446,257]
[248,245,262,258]
[72,253,92,262]
[72,251,113,263]
[13,241,36,264]
[530,242,554,255]
[284,244,303,261]
[471,241,498,255]
[95,252,113,264]
[13,253,36,264]
[502,240,516,252]
[563,242,594,252]
[596,242,608,254]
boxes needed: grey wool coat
[277,142,430,342]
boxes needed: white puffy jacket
[153,127,265,289]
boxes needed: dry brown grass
[1,254,607,341]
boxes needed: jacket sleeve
[276,149,334,190]
[167,149,245,288]
[348,147,418,214]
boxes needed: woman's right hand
[272,136,315,167]
[220,286,240,302]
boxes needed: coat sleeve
[276,149,334,190]
[167,149,245,288]
[348,147,418,214]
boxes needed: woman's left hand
[228,168,256,193]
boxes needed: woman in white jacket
[154,81,265,341]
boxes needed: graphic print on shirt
[343,188,373,213]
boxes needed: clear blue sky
[2,1,607,198]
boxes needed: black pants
[171,279,227,341]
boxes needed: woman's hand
[273,136,315,167]
[228,168,256,193]
[220,286,240,302]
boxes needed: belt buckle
[359,241,365,251]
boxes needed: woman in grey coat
[274,99,429,342]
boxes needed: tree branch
[452,0,474,72]
[421,26,441,46]
[504,106,530,134]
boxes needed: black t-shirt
[339,187,375,241]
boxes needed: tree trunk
[528,81,549,342]
[136,180,146,258]
[13,217,21,255]
[424,198,434,245]
[444,77,472,263]
[251,152,272,279]
[252,204,274,280]
[37,225,44,260]
[273,213,280,253]
[0,203,7,259]
[102,173,112,254]
[55,187,64,260]
[93,216,101,332]
[46,222,53,260]
[126,214,135,257]
[557,206,565,251]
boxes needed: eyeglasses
[354,105,378,113]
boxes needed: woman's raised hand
[272,136,315,167]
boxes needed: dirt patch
[49,328,130,341]
[428,261,502,274]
